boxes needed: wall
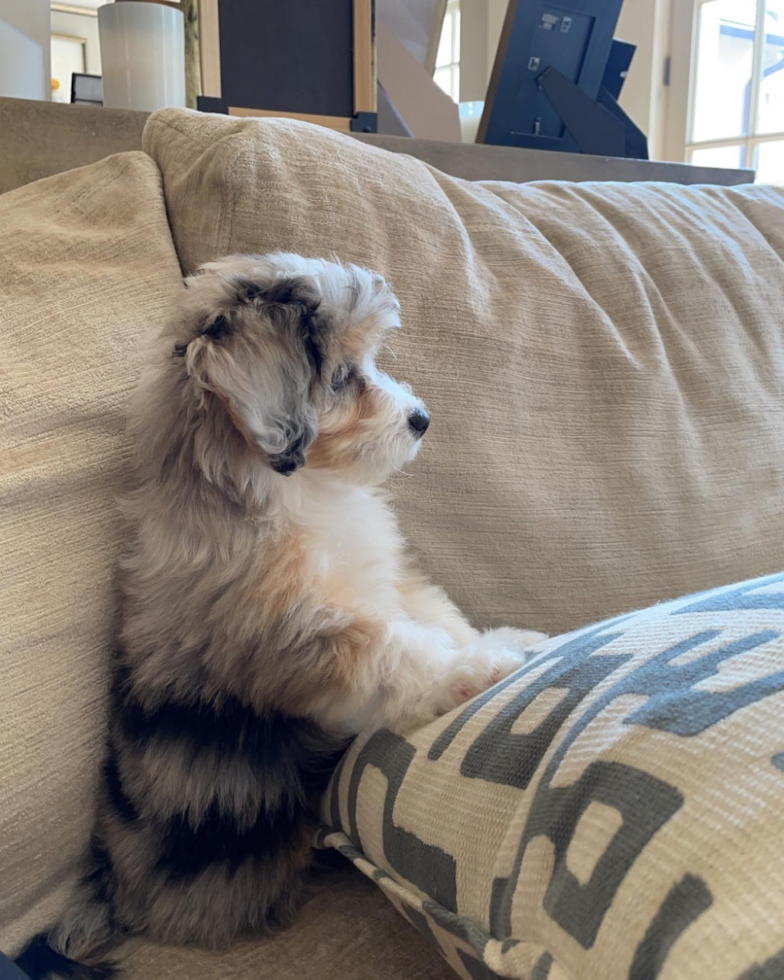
[0,0,51,100]
[459,0,489,101]
[458,0,505,102]
[51,9,102,74]
[486,0,507,81]
[615,0,671,159]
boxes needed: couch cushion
[143,108,784,636]
[322,572,784,980]
[0,154,183,952]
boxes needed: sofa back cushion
[144,109,784,637]
[0,153,182,952]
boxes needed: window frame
[666,0,784,174]
[434,0,461,103]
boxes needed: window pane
[452,65,460,102]
[434,67,453,97]
[692,0,757,142]
[755,139,784,181]
[453,9,461,63]
[756,1,784,134]
[436,12,453,68]
[51,36,86,105]
[690,144,745,168]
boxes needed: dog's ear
[182,275,326,476]
[236,274,329,382]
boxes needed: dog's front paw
[478,626,549,654]
[409,628,547,727]
[458,627,546,692]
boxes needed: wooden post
[353,0,376,113]
[198,0,221,98]
[182,0,201,108]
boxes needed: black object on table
[479,0,648,159]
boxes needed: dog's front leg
[377,621,548,734]
[307,617,544,736]
[397,564,479,647]
[253,600,546,737]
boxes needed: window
[685,0,784,182]
[50,2,104,103]
[434,0,460,103]
[51,34,86,103]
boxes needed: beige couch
[3,108,784,979]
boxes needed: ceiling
[52,0,112,9]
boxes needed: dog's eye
[203,315,230,341]
[331,365,353,391]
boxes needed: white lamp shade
[98,1,185,112]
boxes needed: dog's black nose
[408,409,430,435]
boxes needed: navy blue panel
[218,0,354,117]
[602,38,636,99]
[0,953,32,980]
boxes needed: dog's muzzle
[268,433,308,475]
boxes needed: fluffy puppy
[16,254,544,979]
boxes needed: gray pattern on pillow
[322,573,784,979]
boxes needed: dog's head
[167,253,428,487]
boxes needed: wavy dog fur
[16,254,544,978]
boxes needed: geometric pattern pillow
[321,573,784,979]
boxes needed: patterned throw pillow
[321,573,784,979]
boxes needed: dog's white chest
[302,486,403,613]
